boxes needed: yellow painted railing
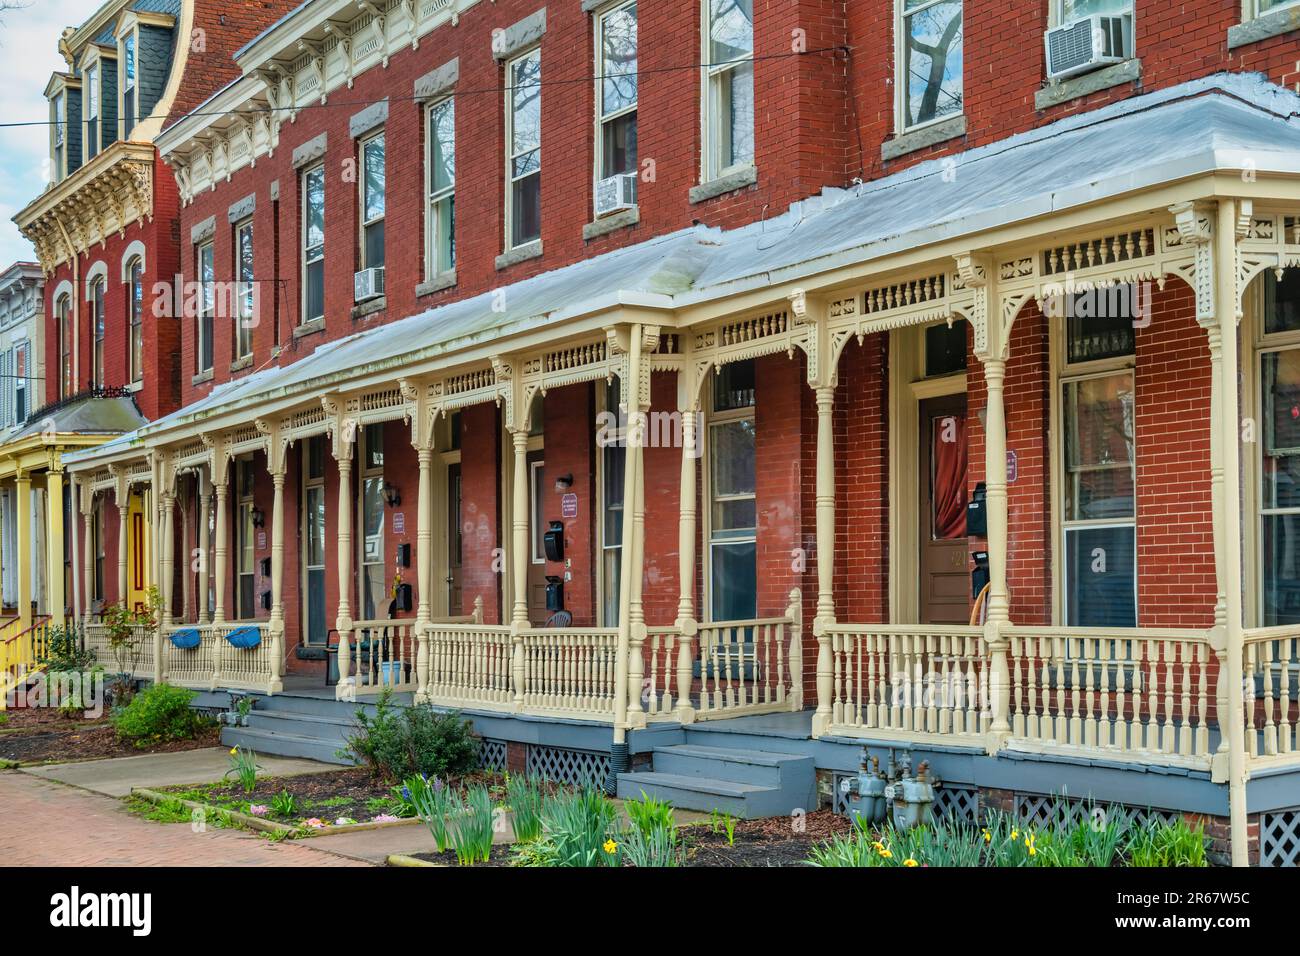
[0,616,52,710]
[519,627,621,719]
[1244,624,1300,770]
[163,623,273,693]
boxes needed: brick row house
[30,0,1300,863]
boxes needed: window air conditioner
[354,266,385,303]
[594,172,637,217]
[1045,14,1132,82]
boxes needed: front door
[526,451,550,624]
[446,462,462,615]
[918,394,970,624]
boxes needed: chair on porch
[325,600,408,687]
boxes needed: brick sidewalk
[0,773,370,866]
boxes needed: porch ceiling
[65,72,1300,467]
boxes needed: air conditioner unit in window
[354,266,385,303]
[1045,14,1131,82]
[594,172,637,217]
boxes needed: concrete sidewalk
[21,747,331,797]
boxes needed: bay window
[506,48,542,250]
[898,0,964,132]
[426,98,455,278]
[703,0,753,181]
[597,1,638,192]
[302,163,325,323]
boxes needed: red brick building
[53,0,1300,864]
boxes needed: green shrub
[343,690,480,781]
[111,683,208,747]
[39,624,95,673]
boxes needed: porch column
[674,397,699,723]
[414,443,434,701]
[14,468,31,629]
[626,412,647,730]
[980,353,1012,738]
[267,465,286,694]
[334,434,355,700]
[45,464,65,627]
[159,492,175,631]
[811,383,836,736]
[116,498,129,610]
[198,472,211,624]
[612,324,646,767]
[81,483,93,625]
[509,424,529,709]
[212,481,228,625]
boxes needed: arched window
[90,276,106,388]
[127,256,144,384]
[56,294,72,399]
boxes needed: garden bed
[0,711,220,765]
[680,811,852,867]
[407,844,517,867]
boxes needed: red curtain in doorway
[933,414,968,539]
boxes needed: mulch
[0,715,221,765]
[680,810,852,867]
[410,844,516,867]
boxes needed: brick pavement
[0,773,370,866]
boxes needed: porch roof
[65,72,1300,467]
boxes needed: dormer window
[122,32,136,137]
[51,91,65,180]
[85,63,99,158]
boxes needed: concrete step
[244,710,355,744]
[221,725,354,766]
[616,771,785,818]
[650,744,811,789]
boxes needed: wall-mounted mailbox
[260,590,272,611]
[971,550,989,600]
[259,556,271,577]
[396,543,411,568]
[394,582,413,612]
[544,521,565,562]
[545,575,564,612]
[966,482,988,538]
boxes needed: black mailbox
[545,575,564,612]
[396,543,411,568]
[394,582,413,612]
[971,550,989,599]
[966,482,988,537]
[259,556,271,577]
[260,590,272,611]
[543,521,565,562]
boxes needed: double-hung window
[52,92,65,180]
[90,276,105,387]
[196,240,214,374]
[85,64,99,158]
[127,256,143,384]
[596,2,638,193]
[13,343,26,423]
[426,98,455,278]
[57,294,72,398]
[600,380,626,625]
[1059,288,1137,627]
[302,163,325,323]
[506,47,542,250]
[235,219,254,360]
[708,360,757,621]
[121,32,136,137]
[1257,270,1300,625]
[703,0,753,181]
[359,132,385,273]
[302,436,327,644]
[898,0,964,132]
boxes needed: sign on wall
[561,493,578,519]
[392,512,405,535]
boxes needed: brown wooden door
[918,394,970,624]
[526,451,550,624]
[446,462,462,615]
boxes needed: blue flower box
[224,626,262,649]
[169,627,201,650]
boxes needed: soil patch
[410,844,516,867]
[681,810,851,867]
[0,718,220,765]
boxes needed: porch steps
[616,744,816,819]
[217,692,362,765]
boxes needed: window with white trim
[57,293,72,399]
[897,0,963,133]
[302,163,325,323]
[85,63,100,159]
[14,343,25,423]
[1247,0,1298,18]
[196,240,214,374]
[506,47,542,250]
[51,92,65,180]
[426,97,455,278]
[1058,288,1137,627]
[1257,269,1300,625]
[596,1,638,193]
[234,219,254,360]
[359,132,385,272]
[127,256,144,384]
[121,30,136,137]
[703,0,753,181]
[708,360,757,621]
[90,276,105,387]
[302,435,327,645]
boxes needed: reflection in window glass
[705,0,753,177]
[901,0,963,130]
[508,49,542,248]
[1262,348,1300,624]
[303,165,325,323]
[1064,372,1135,522]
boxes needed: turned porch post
[509,424,530,708]
[811,382,837,736]
[414,441,435,702]
[14,468,31,629]
[114,467,129,610]
[81,482,93,625]
[45,463,65,627]
[674,383,700,724]
[198,471,211,624]
[333,419,356,701]
[212,479,228,625]
[267,443,287,695]
[626,406,647,730]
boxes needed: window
[127,257,143,384]
[57,294,72,399]
[92,498,104,603]
[237,459,256,619]
[601,380,625,625]
[506,47,542,249]
[359,133,385,272]
[85,64,99,158]
[898,0,963,132]
[359,424,386,620]
[703,0,753,181]
[426,98,455,278]
[234,220,254,360]
[1258,270,1300,625]
[302,436,326,645]
[924,319,968,377]
[1254,0,1300,14]
[13,343,26,423]
[52,92,65,179]
[1060,315,1136,626]
[302,164,325,323]
[596,2,638,191]
[122,32,136,137]
[196,240,214,373]
[708,360,757,621]
[90,277,105,387]
[1056,0,1132,19]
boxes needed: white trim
[893,0,965,136]
[593,0,638,196]
[424,96,456,281]
[504,46,542,253]
[700,0,755,185]
[119,240,146,280]
[83,261,108,298]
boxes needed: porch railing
[1003,625,1216,770]
[519,627,620,719]
[347,598,487,697]
[1244,624,1300,770]
[824,623,989,744]
[84,621,155,681]
[425,621,513,708]
[163,622,274,693]
[0,616,51,708]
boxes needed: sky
[0,0,104,269]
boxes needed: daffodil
[603,839,618,855]
[229,747,238,756]
[878,847,893,859]
[982,829,991,843]
[871,840,885,851]
[903,858,918,867]
[1025,833,1037,857]
[1010,829,1018,840]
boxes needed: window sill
[689,166,757,204]
[293,317,325,339]
[1228,7,1300,49]
[584,206,640,240]
[351,296,386,320]
[190,369,213,386]
[496,240,543,271]
[881,115,966,162]
[416,270,457,297]
[229,355,252,373]
[124,381,142,394]
[1034,59,1142,110]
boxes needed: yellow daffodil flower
[229,747,238,756]
[603,839,617,855]
[903,858,918,867]
[982,829,991,843]
[879,847,893,859]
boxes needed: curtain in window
[932,413,967,539]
